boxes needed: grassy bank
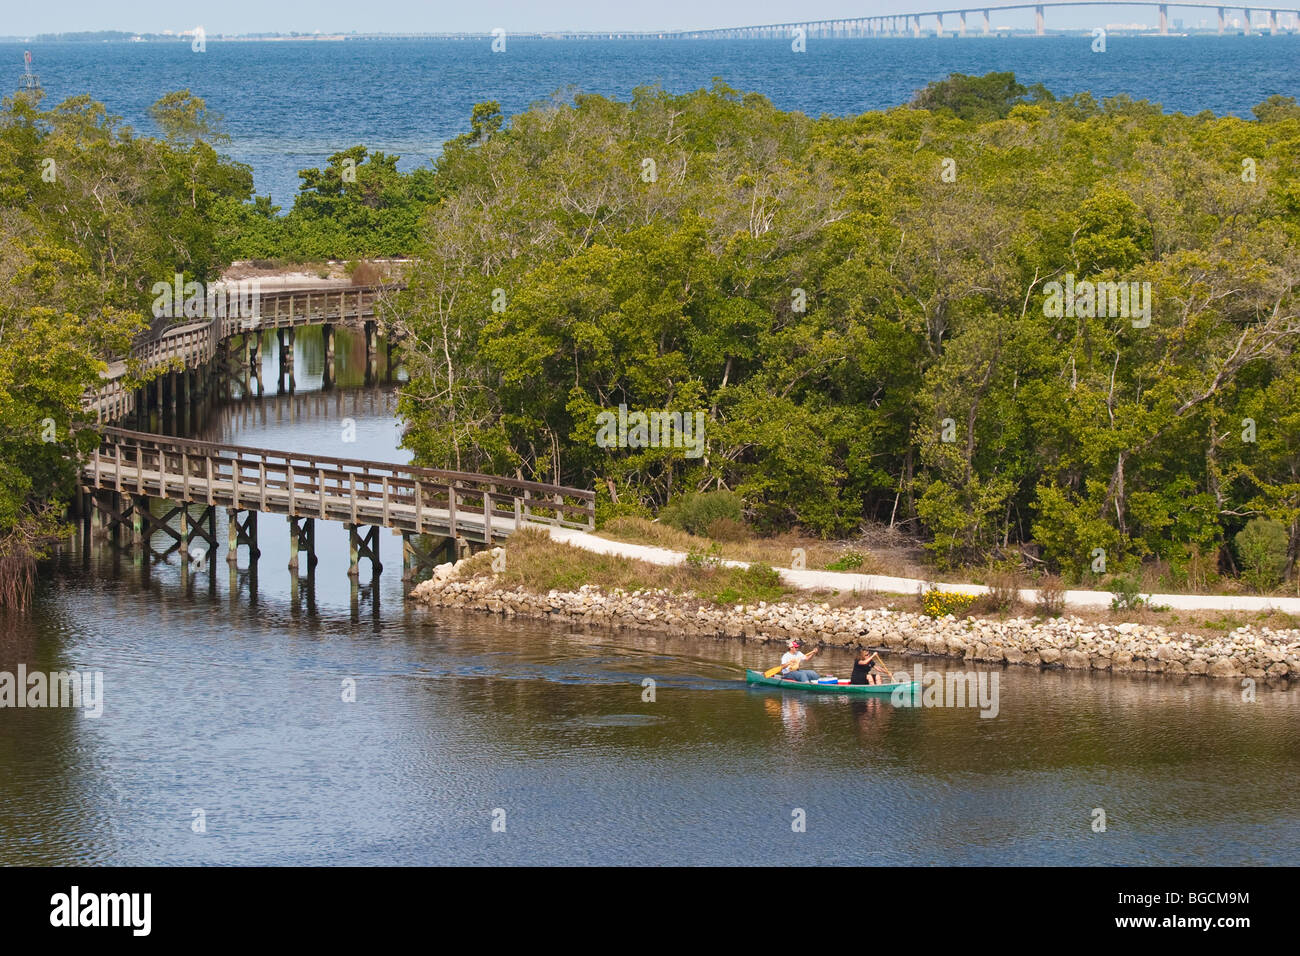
[456,527,793,606]
[595,516,1300,602]
[595,517,884,574]
[453,527,1300,641]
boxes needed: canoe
[745,669,919,696]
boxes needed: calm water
[2,36,1297,202]
[2,353,1299,864]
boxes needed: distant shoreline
[4,30,1290,43]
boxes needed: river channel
[2,328,1297,865]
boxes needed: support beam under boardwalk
[226,510,261,565]
[400,532,453,582]
[288,516,318,574]
[346,523,381,577]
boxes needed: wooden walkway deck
[77,281,598,579]
[85,428,595,540]
[88,284,395,422]
[80,427,595,577]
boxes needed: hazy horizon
[5,2,1296,38]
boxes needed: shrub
[824,551,865,571]
[706,516,750,542]
[1108,573,1146,611]
[922,590,976,618]
[1035,575,1065,617]
[660,490,744,537]
[348,259,383,285]
[743,561,781,590]
[684,545,723,569]
[1167,542,1218,593]
[594,493,651,528]
[712,561,784,604]
[984,567,1023,612]
[1235,517,1289,593]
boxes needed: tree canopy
[390,76,1300,588]
[0,89,253,604]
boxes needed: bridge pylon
[288,515,317,574]
[346,522,382,578]
[226,510,260,565]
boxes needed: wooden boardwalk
[80,427,595,577]
[77,279,598,580]
[88,284,395,423]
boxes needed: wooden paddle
[870,652,896,683]
[763,646,819,678]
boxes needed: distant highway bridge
[664,3,1300,38]
[346,3,1300,39]
[496,3,1299,38]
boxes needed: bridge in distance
[459,2,1300,38]
[669,3,1300,37]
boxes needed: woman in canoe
[779,640,821,682]
[850,650,884,686]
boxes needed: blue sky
[3,2,1261,36]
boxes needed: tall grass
[597,516,876,573]
[457,527,791,605]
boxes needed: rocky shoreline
[411,558,1300,683]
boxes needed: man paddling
[779,640,821,682]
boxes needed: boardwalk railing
[87,284,398,423]
[83,427,596,543]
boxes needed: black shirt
[850,657,876,685]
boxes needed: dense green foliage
[909,71,1053,121]
[393,75,1300,587]
[0,89,252,602]
[214,102,492,259]
[1235,517,1290,591]
[660,490,745,537]
[214,147,442,260]
[5,72,1299,601]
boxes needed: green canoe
[745,669,919,696]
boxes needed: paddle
[871,652,896,683]
[763,646,819,678]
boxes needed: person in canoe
[779,639,821,682]
[850,649,884,686]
